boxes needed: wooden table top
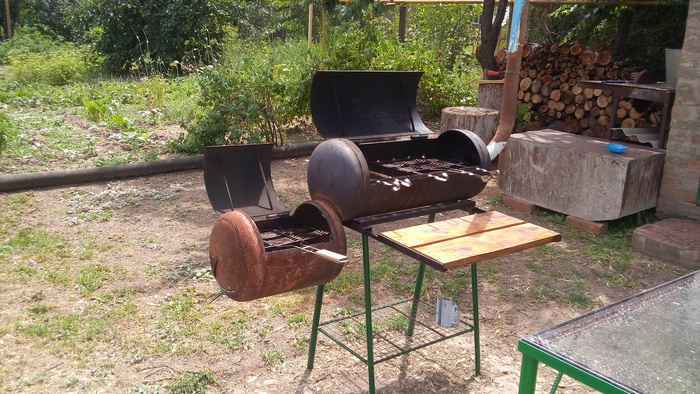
[380,211,561,270]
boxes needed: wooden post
[399,5,407,43]
[307,4,313,61]
[4,0,11,39]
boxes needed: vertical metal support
[307,284,325,370]
[518,353,540,394]
[549,372,564,394]
[362,234,376,394]
[406,262,426,337]
[407,213,434,337]
[471,263,481,375]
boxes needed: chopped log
[629,107,643,120]
[574,108,586,119]
[524,92,532,102]
[635,118,649,127]
[650,111,662,125]
[597,115,610,127]
[597,50,612,66]
[549,89,561,102]
[580,117,591,128]
[571,85,583,95]
[540,83,552,97]
[584,88,594,99]
[477,80,504,110]
[596,95,610,108]
[593,88,604,97]
[519,77,532,91]
[617,107,628,119]
[561,91,575,105]
[531,78,543,94]
[522,43,532,58]
[563,118,581,134]
[580,49,595,64]
[570,43,583,56]
[591,125,608,138]
[531,94,543,104]
[440,106,500,143]
[621,117,636,128]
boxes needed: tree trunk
[477,0,508,74]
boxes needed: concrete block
[497,129,666,222]
[502,194,535,213]
[632,219,700,270]
[566,216,609,235]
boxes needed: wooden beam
[287,0,678,6]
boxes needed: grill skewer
[371,158,500,184]
[259,228,348,264]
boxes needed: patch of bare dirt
[0,154,688,394]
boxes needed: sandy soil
[0,152,687,394]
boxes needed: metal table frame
[306,200,481,394]
[517,270,699,394]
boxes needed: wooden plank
[415,223,561,270]
[381,211,525,249]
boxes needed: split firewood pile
[498,42,666,137]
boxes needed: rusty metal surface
[209,200,345,302]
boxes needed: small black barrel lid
[203,144,289,219]
[310,70,433,140]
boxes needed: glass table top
[523,271,699,393]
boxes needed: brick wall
[657,0,700,220]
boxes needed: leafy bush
[0,27,63,65]
[5,31,101,86]
[172,39,313,154]
[317,10,478,117]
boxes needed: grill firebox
[204,144,346,302]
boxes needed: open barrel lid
[203,144,289,220]
[310,70,433,141]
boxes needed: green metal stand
[307,212,481,393]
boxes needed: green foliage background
[0,0,691,156]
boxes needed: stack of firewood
[499,43,665,137]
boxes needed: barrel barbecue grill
[204,144,347,302]
[200,71,554,394]
[307,70,498,221]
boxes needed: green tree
[90,0,241,73]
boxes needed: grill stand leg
[472,262,481,375]
[362,233,376,394]
[307,284,325,370]
[406,213,433,337]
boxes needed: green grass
[260,348,287,369]
[166,370,215,394]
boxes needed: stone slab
[497,129,666,222]
[632,219,700,270]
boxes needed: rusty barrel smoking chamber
[204,144,346,302]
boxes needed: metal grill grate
[260,227,330,249]
[373,157,483,175]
